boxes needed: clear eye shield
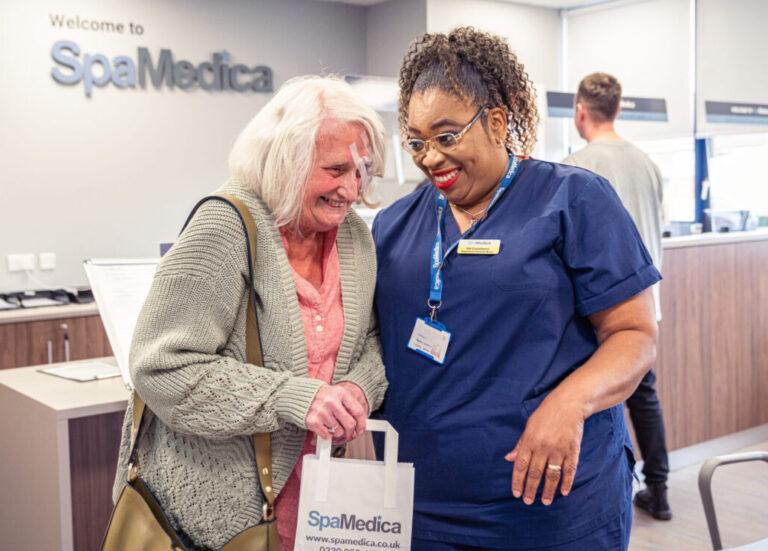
[349,132,374,195]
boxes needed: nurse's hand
[306,383,368,444]
[505,290,657,506]
[504,397,585,506]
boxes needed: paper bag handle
[315,419,399,508]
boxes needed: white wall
[366,0,427,77]
[565,0,692,148]
[0,0,367,293]
[426,0,564,160]
[364,0,429,205]
[697,0,768,137]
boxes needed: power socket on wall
[39,252,56,270]
[7,253,36,272]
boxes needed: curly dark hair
[398,27,539,156]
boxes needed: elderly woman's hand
[504,396,585,506]
[306,382,369,443]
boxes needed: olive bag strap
[186,192,278,519]
[215,193,277,519]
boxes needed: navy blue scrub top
[371,159,661,549]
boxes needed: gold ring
[547,464,562,472]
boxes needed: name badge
[407,317,451,365]
[457,239,500,255]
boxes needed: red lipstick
[432,167,461,189]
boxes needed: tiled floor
[629,441,768,550]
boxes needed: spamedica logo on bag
[307,511,402,534]
[50,40,273,97]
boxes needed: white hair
[228,75,386,229]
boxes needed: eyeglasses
[403,105,489,157]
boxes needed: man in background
[563,72,672,521]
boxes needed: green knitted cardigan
[112,180,388,549]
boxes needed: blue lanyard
[428,156,520,319]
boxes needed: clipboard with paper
[83,258,159,389]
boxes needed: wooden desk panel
[657,238,768,451]
[70,411,125,551]
[66,315,113,362]
[750,249,768,425]
[0,314,112,370]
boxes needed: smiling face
[298,119,370,236]
[407,90,509,210]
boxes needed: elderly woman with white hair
[112,75,389,550]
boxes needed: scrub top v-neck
[372,158,661,549]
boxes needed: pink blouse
[274,228,345,551]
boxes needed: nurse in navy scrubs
[372,27,660,550]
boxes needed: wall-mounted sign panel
[547,92,668,122]
[547,92,576,119]
[50,40,273,97]
[705,101,768,126]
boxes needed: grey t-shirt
[563,140,663,318]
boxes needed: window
[635,137,696,225]
[708,132,768,223]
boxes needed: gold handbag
[101,194,280,551]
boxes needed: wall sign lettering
[51,40,273,97]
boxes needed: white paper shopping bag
[295,419,414,551]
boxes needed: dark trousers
[626,368,669,484]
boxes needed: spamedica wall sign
[51,40,273,97]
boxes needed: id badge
[407,317,452,365]
[457,239,500,255]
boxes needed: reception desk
[0,359,128,551]
[656,229,768,450]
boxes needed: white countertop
[0,357,128,419]
[663,227,768,249]
[0,302,99,324]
